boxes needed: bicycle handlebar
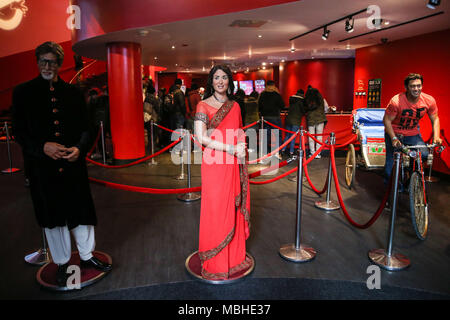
[396,144,445,158]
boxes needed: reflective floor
[1,143,449,300]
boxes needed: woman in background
[305,87,327,159]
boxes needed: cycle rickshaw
[345,108,386,188]
[344,108,444,240]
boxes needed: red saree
[194,100,251,280]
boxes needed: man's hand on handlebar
[391,136,402,148]
[433,137,443,146]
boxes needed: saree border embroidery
[208,101,234,130]
[201,255,253,280]
[198,227,235,262]
[236,163,251,230]
[193,112,210,127]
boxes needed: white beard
[41,71,54,81]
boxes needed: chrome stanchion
[279,149,316,262]
[148,120,158,166]
[1,121,21,174]
[174,129,186,180]
[100,121,107,165]
[424,149,438,182]
[289,127,303,182]
[24,229,50,266]
[258,116,265,164]
[368,152,410,271]
[177,130,201,202]
[315,132,340,211]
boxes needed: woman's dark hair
[404,73,423,88]
[249,91,259,99]
[235,89,245,100]
[169,84,178,94]
[35,41,64,66]
[305,88,323,108]
[203,65,235,101]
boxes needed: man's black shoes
[56,263,70,287]
[80,256,112,272]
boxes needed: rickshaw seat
[353,108,386,144]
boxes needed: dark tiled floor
[1,142,449,299]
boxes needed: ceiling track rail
[338,11,444,42]
[289,8,367,41]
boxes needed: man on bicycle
[383,73,442,184]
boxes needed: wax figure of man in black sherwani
[12,41,111,287]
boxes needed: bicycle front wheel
[409,172,428,240]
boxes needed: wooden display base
[36,251,112,291]
[185,251,254,285]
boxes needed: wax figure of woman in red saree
[193,65,251,280]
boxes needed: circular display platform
[36,251,112,291]
[185,251,255,285]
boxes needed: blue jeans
[384,133,428,184]
[282,124,299,154]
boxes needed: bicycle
[396,143,445,240]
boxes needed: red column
[107,42,145,161]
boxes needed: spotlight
[322,26,330,40]
[345,17,354,33]
[427,0,440,9]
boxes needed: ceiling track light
[289,8,367,41]
[345,17,354,33]
[322,26,330,40]
[427,0,440,9]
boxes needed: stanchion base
[185,251,254,285]
[177,192,201,202]
[279,244,316,263]
[1,168,21,174]
[25,248,50,266]
[36,251,112,291]
[314,200,340,211]
[424,176,439,182]
[368,249,410,271]
[147,160,158,166]
[173,174,186,180]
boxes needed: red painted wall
[278,59,354,110]
[0,0,71,58]
[0,40,107,113]
[354,29,450,174]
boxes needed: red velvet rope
[304,131,329,147]
[153,122,182,135]
[89,177,201,194]
[242,121,259,130]
[300,134,328,194]
[330,145,392,229]
[86,138,182,168]
[334,135,358,149]
[247,131,299,164]
[248,159,289,179]
[309,127,351,136]
[263,119,296,134]
[249,166,298,185]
